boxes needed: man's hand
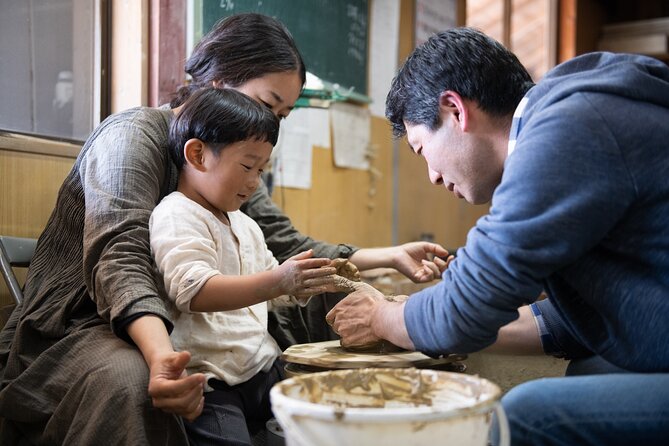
[325,278,416,351]
[325,283,385,349]
[147,350,206,422]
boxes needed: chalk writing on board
[347,4,367,65]
[219,0,235,12]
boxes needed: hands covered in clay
[330,257,361,281]
[275,249,338,298]
[325,280,414,351]
[325,278,385,348]
[321,243,451,351]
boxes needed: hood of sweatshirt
[521,51,669,127]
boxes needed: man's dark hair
[171,13,306,107]
[169,88,279,169]
[386,27,534,137]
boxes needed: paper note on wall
[272,109,312,189]
[369,0,400,117]
[330,102,371,170]
[307,108,331,149]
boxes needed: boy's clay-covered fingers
[302,274,336,289]
[300,266,337,281]
[330,258,361,281]
[296,257,334,269]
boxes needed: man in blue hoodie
[326,27,669,445]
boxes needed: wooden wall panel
[111,0,149,112]
[0,149,75,306]
[271,114,393,249]
[149,0,186,107]
[558,0,605,62]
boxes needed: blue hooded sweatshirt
[404,52,669,372]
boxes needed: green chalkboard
[199,0,368,95]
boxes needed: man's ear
[439,90,468,131]
[183,138,207,172]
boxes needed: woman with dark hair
[0,13,449,445]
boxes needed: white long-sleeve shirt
[150,192,298,387]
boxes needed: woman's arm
[127,315,205,421]
[349,242,452,282]
[79,109,176,333]
[242,184,452,282]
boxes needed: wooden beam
[503,0,512,47]
[111,0,149,112]
[558,0,577,62]
[149,0,186,107]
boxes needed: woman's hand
[392,242,453,283]
[147,350,206,421]
[275,249,337,298]
[127,315,205,421]
[348,242,454,283]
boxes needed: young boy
[149,88,338,445]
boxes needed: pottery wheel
[282,340,466,370]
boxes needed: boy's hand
[276,249,337,298]
[330,258,361,281]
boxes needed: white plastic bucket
[270,367,509,446]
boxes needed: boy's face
[198,139,273,213]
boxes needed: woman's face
[219,71,303,120]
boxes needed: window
[0,0,106,142]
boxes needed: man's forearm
[372,301,415,350]
[485,305,543,355]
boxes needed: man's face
[404,120,502,205]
